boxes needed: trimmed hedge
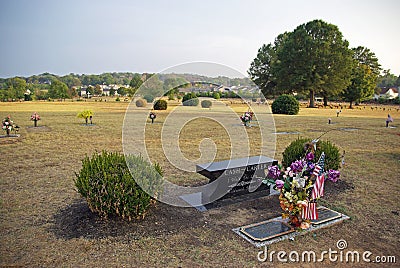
[135,98,147,107]
[153,99,167,110]
[182,93,199,106]
[201,99,212,108]
[272,94,299,115]
[74,151,163,220]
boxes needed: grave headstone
[196,155,277,204]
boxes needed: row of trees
[0,71,256,101]
[248,19,398,108]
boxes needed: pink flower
[275,179,285,189]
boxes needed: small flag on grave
[311,153,325,199]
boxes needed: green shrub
[272,94,299,115]
[153,99,167,110]
[201,99,212,108]
[212,92,220,99]
[135,98,147,107]
[115,97,120,102]
[282,138,341,170]
[144,94,154,103]
[182,93,199,106]
[74,151,163,220]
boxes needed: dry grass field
[0,99,399,267]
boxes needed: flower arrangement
[77,110,94,125]
[240,111,253,127]
[31,112,41,127]
[2,115,15,136]
[264,142,340,229]
[149,112,156,123]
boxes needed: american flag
[301,201,318,220]
[307,202,318,220]
[311,153,325,199]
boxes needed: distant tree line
[248,19,400,108]
[0,71,254,101]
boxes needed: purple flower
[306,152,314,161]
[275,179,284,189]
[307,162,315,171]
[327,169,340,182]
[267,165,281,179]
[290,160,305,173]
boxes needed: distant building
[374,87,399,100]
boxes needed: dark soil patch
[26,126,52,132]
[51,199,206,240]
[51,181,350,241]
[0,134,22,144]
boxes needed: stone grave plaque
[311,207,342,225]
[240,220,294,241]
[196,155,277,204]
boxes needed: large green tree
[248,33,288,98]
[48,80,69,99]
[7,77,27,99]
[249,20,353,107]
[275,20,353,107]
[342,46,381,108]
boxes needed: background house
[374,87,399,100]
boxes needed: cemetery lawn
[0,100,399,267]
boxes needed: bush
[115,97,120,101]
[272,94,299,115]
[282,138,341,170]
[201,99,212,108]
[212,92,220,99]
[168,94,175,100]
[74,151,163,220]
[144,94,154,103]
[153,99,167,110]
[135,98,147,107]
[182,93,199,106]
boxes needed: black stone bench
[195,155,278,206]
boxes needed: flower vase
[288,214,301,228]
[34,120,37,127]
[6,128,10,136]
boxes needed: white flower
[298,178,306,188]
[5,122,9,125]
[284,192,293,202]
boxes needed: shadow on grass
[51,199,206,240]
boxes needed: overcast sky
[0,0,399,78]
